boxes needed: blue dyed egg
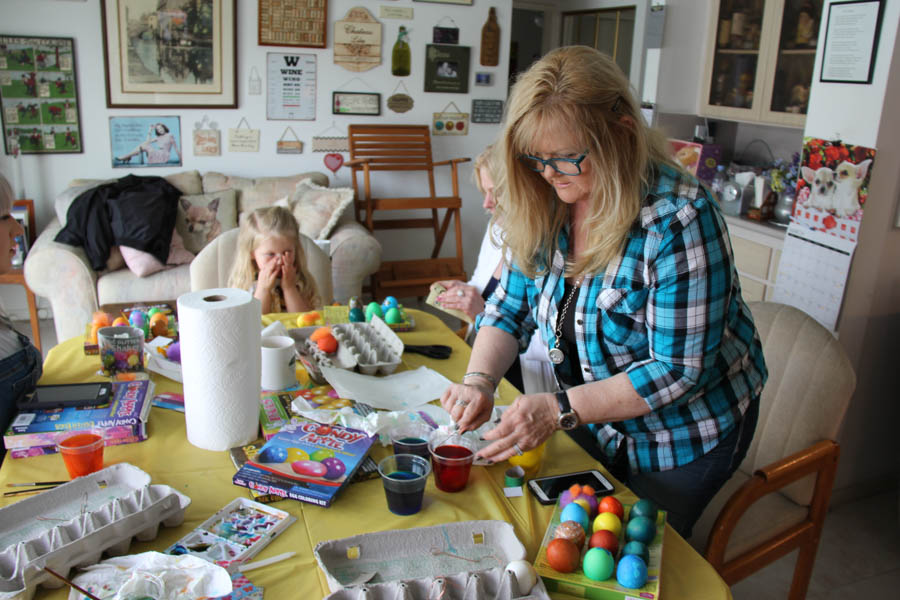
[622,540,650,565]
[257,446,288,463]
[560,501,590,534]
[381,296,399,311]
[616,554,648,589]
[348,307,365,322]
[625,515,656,544]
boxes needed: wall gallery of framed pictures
[0,34,83,154]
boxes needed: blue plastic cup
[377,454,431,516]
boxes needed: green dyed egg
[311,448,335,462]
[384,307,403,324]
[365,302,383,322]
[582,547,615,581]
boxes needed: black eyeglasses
[518,150,589,176]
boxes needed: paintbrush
[7,480,68,487]
[3,486,58,498]
[44,567,101,600]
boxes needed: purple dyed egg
[166,341,181,363]
[129,310,146,328]
[291,460,328,477]
[321,457,346,480]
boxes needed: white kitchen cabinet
[723,214,785,302]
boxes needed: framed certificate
[332,92,381,115]
[820,0,884,84]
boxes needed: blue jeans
[0,330,43,462]
[573,397,760,540]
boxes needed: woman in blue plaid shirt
[440,47,767,537]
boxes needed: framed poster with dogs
[100,0,237,108]
[259,0,327,49]
[0,34,83,154]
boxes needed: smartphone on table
[527,469,615,505]
[17,382,112,410]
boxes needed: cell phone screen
[532,471,613,501]
[23,383,111,409]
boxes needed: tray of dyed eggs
[83,303,177,355]
[290,315,404,384]
[533,485,666,600]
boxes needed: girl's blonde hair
[496,45,678,278]
[228,206,321,310]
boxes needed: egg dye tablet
[616,554,648,589]
[286,447,309,463]
[310,448,335,462]
[291,460,328,477]
[560,502,590,534]
[321,457,347,480]
[582,547,615,581]
[625,515,656,544]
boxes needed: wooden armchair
[345,124,470,298]
[690,302,856,600]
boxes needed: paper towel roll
[177,288,261,451]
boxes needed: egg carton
[0,463,190,600]
[290,316,404,384]
[315,520,550,600]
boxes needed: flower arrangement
[766,152,800,194]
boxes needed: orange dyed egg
[149,312,169,336]
[598,496,625,520]
[316,334,338,353]
[297,311,321,326]
[309,326,332,342]
[92,311,112,327]
[112,317,129,327]
[546,538,581,573]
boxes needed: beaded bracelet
[463,371,498,390]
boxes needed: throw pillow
[120,229,195,277]
[202,171,329,214]
[175,189,238,254]
[288,179,354,240]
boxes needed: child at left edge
[228,206,322,314]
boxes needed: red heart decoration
[324,153,344,174]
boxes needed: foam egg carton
[0,463,190,600]
[290,316,404,383]
[315,520,550,600]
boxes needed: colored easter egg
[310,448,335,462]
[582,547,615,581]
[505,560,537,594]
[553,520,586,549]
[616,554,648,589]
[149,312,169,336]
[286,447,309,463]
[588,529,619,556]
[166,341,181,363]
[291,460,328,477]
[321,457,346,480]
[625,516,656,544]
[560,502,589,534]
[112,317,129,327]
[381,296,399,311]
[129,310,146,328]
[630,498,658,522]
[384,307,402,324]
[598,495,625,520]
[147,307,161,318]
[102,352,115,367]
[365,302,383,322]
[348,296,360,309]
[258,446,288,463]
[622,540,650,565]
[126,353,139,367]
[310,327,332,342]
[316,334,338,353]
[348,307,365,322]
[592,512,622,537]
[297,311,321,327]
[573,498,592,518]
[92,311,112,327]
[545,538,580,573]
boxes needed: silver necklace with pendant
[549,277,582,365]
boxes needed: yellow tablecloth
[0,309,731,599]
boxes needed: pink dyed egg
[291,460,328,477]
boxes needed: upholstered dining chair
[689,301,856,600]
[189,228,334,304]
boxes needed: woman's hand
[476,393,558,463]
[435,281,485,322]
[440,382,494,434]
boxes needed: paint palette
[165,497,296,570]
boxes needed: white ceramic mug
[260,335,297,390]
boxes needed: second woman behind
[228,206,321,314]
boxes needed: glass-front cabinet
[701,0,823,127]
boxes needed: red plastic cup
[57,431,104,478]
[429,434,476,493]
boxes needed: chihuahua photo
[801,165,836,212]
[832,159,872,218]
[180,197,222,244]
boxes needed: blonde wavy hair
[496,45,678,278]
[228,206,321,311]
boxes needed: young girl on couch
[228,206,321,314]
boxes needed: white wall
[0,0,512,316]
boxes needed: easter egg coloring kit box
[534,500,667,600]
[233,420,375,507]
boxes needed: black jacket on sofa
[55,175,181,271]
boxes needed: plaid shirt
[478,163,767,473]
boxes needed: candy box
[97,326,144,375]
[534,500,667,600]
[84,303,178,354]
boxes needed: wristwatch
[555,391,580,430]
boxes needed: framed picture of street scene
[100,0,237,108]
[0,35,83,154]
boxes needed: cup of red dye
[377,454,431,515]
[56,430,105,479]
[429,434,477,493]
[390,423,433,461]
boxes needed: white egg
[506,559,537,594]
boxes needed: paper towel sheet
[178,288,261,451]
[320,366,452,411]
